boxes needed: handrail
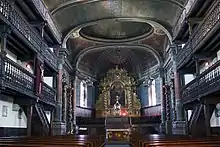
[182,59,220,91]
[31,0,62,43]
[0,0,58,70]
[173,0,197,37]
[176,1,220,69]
[182,59,220,102]
[3,56,35,78]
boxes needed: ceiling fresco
[43,0,186,78]
[79,20,154,42]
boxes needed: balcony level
[176,1,220,69]
[182,59,220,105]
[0,55,56,106]
[0,0,58,71]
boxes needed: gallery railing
[0,55,56,104]
[31,0,62,43]
[0,55,35,97]
[173,0,197,38]
[0,0,57,70]
[42,82,56,105]
[182,60,220,103]
[176,2,220,69]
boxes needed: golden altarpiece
[96,67,141,117]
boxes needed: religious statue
[110,82,125,106]
[113,96,122,115]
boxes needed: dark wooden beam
[203,104,211,136]
[188,17,203,24]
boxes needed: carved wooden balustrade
[173,0,197,38]
[0,55,35,97]
[0,0,57,70]
[42,82,56,105]
[182,60,220,103]
[176,2,220,69]
[31,0,62,43]
[0,55,56,105]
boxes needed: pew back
[0,135,105,147]
[131,134,220,147]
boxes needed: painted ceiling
[43,0,186,78]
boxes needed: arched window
[80,80,87,107]
[148,79,156,106]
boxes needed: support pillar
[171,45,186,135]
[53,48,69,135]
[159,68,166,133]
[184,108,189,135]
[34,54,44,97]
[72,76,78,134]
[27,104,33,136]
[203,104,211,136]
[164,84,172,134]
[0,25,10,89]
[66,86,73,134]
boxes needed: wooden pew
[130,134,220,147]
[0,135,105,147]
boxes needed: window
[148,79,156,106]
[2,105,8,117]
[80,80,87,107]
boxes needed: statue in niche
[110,82,125,106]
[113,96,121,115]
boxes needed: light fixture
[26,63,31,69]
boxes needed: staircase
[34,103,50,135]
[188,104,205,136]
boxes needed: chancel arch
[74,44,163,77]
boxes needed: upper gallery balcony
[0,55,56,106]
[181,59,220,104]
[0,0,58,71]
[173,0,197,38]
[30,0,62,43]
[176,1,220,69]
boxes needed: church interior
[1,0,220,146]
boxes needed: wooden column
[53,48,69,135]
[174,70,183,121]
[34,55,44,97]
[0,25,10,89]
[203,104,211,136]
[27,104,33,136]
[184,109,189,135]
[159,68,166,133]
[73,77,77,125]
[55,48,69,121]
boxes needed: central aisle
[105,141,130,147]
[105,144,130,147]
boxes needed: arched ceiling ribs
[62,18,172,48]
[74,44,162,72]
[51,0,184,14]
[50,0,182,41]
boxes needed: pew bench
[0,135,105,147]
[131,134,220,147]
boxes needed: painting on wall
[2,105,8,117]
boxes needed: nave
[1,0,220,146]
